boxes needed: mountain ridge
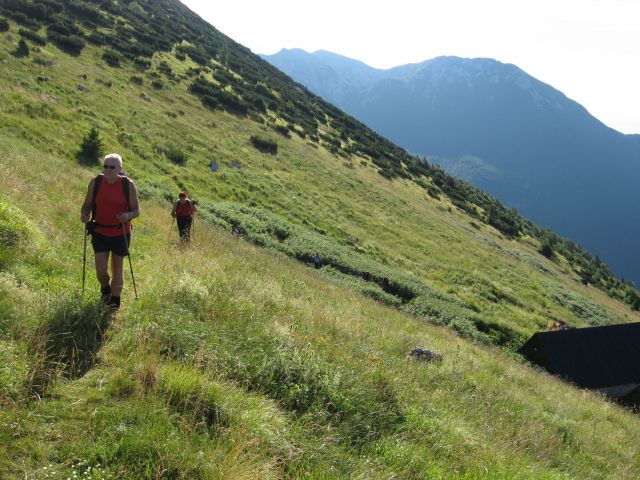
[261,48,640,284]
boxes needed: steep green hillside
[1,3,640,479]
[0,0,638,309]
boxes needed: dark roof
[519,322,640,390]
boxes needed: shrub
[273,124,291,138]
[157,60,172,76]
[12,38,29,58]
[250,135,278,155]
[102,48,123,67]
[77,127,103,165]
[165,145,188,166]
[0,18,9,33]
[200,94,219,109]
[217,91,247,114]
[18,28,46,46]
[8,12,38,29]
[538,241,554,258]
[48,32,85,56]
[133,56,151,70]
[151,79,164,90]
[176,44,209,65]
[129,75,143,85]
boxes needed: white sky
[181,0,640,134]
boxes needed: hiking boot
[107,295,121,312]
[100,285,112,302]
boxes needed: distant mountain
[261,49,640,285]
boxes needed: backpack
[175,199,194,217]
[91,173,131,221]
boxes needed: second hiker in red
[171,191,197,242]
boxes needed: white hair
[103,153,123,167]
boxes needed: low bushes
[18,27,46,46]
[199,202,516,346]
[250,135,277,154]
[102,48,123,67]
[47,31,85,56]
[164,145,188,166]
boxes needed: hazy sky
[181,0,640,134]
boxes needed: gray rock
[407,347,443,363]
[140,93,151,102]
[77,84,86,92]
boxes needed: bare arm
[80,178,95,224]
[116,180,141,223]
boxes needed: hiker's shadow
[28,300,113,396]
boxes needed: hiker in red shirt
[80,153,140,310]
[171,191,197,242]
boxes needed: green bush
[129,75,143,85]
[273,124,291,138]
[198,202,523,346]
[12,38,29,58]
[102,48,123,67]
[200,94,219,109]
[551,287,612,327]
[133,56,151,70]
[18,27,46,46]
[249,135,278,155]
[217,91,247,114]
[151,79,164,90]
[538,241,554,258]
[48,31,85,56]
[157,60,172,76]
[0,18,9,32]
[165,145,188,166]
[76,126,103,165]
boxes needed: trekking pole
[190,215,195,244]
[168,217,175,242]
[81,224,88,298]
[121,224,138,300]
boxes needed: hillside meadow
[1,16,640,479]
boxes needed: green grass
[1,19,640,479]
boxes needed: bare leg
[95,252,110,288]
[110,254,125,297]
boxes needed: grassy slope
[1,22,640,479]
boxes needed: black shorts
[91,232,131,257]
[177,216,192,238]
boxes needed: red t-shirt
[94,176,132,237]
